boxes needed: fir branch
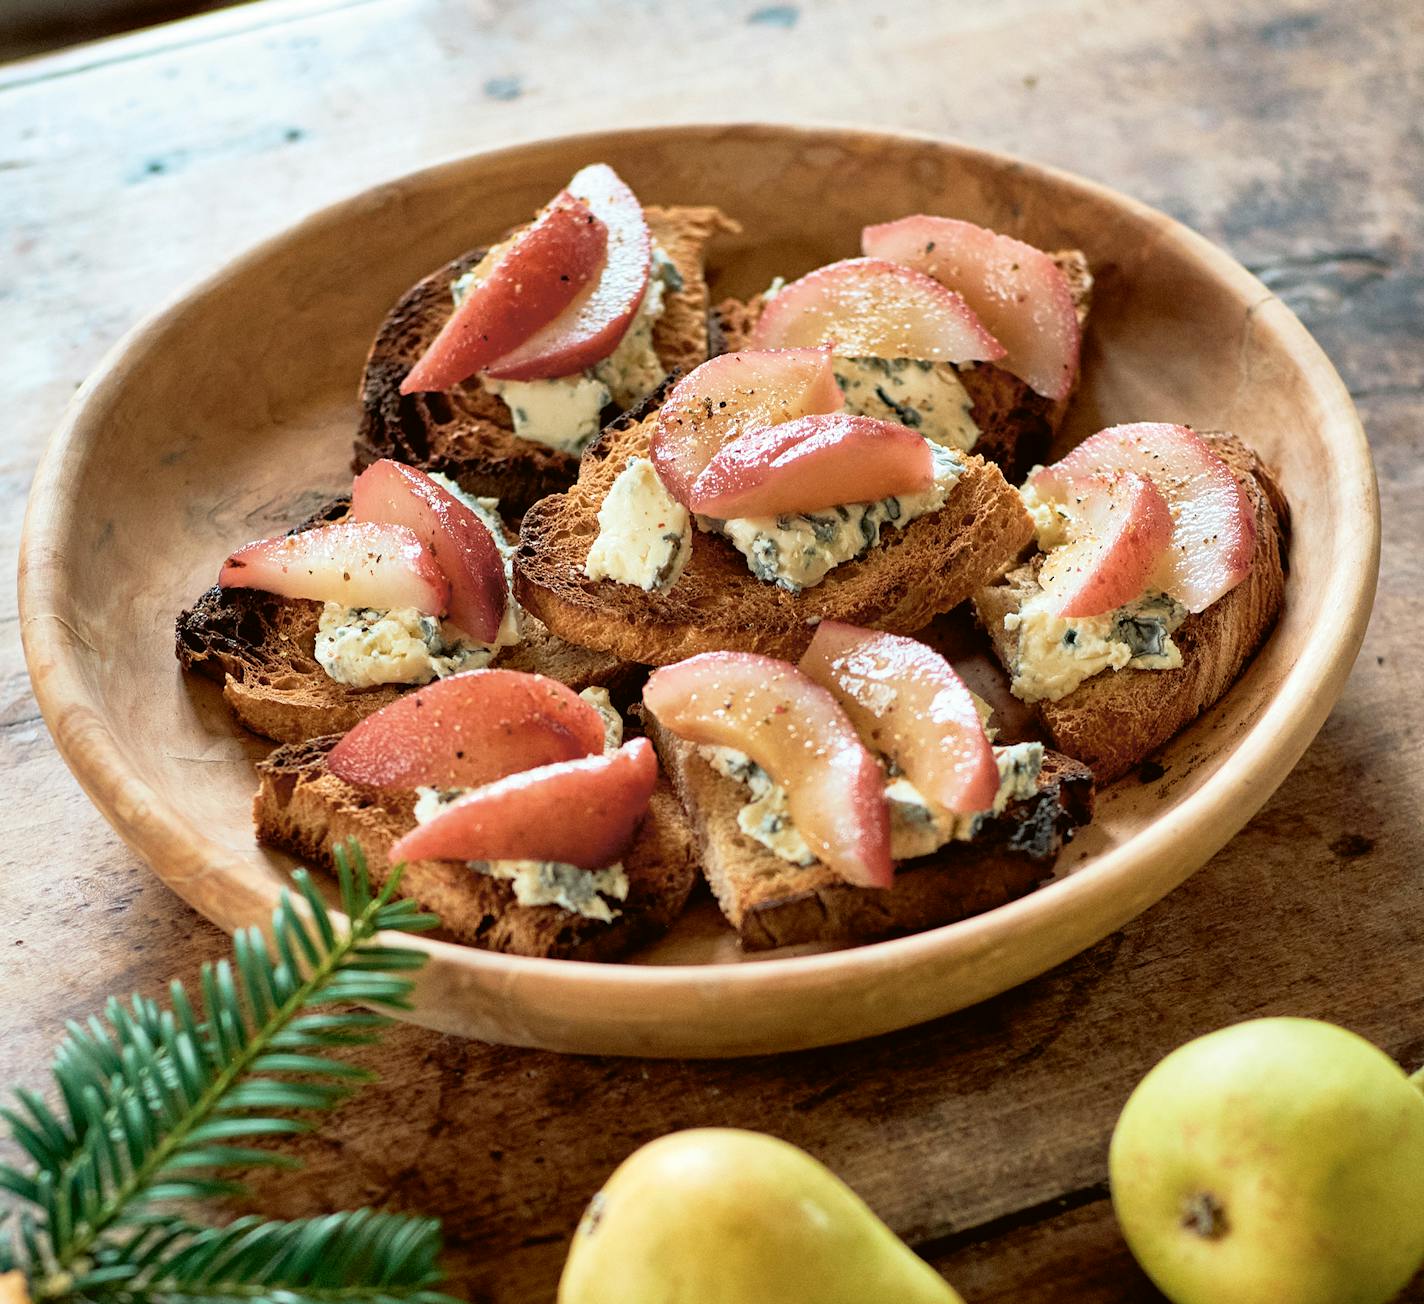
[1,843,453,1304]
[65,1210,450,1304]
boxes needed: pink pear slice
[749,257,1005,363]
[351,460,506,643]
[219,521,449,615]
[799,621,1001,816]
[863,216,1081,401]
[482,163,652,381]
[1037,471,1174,617]
[327,669,605,791]
[643,652,892,887]
[389,738,658,869]
[649,347,845,506]
[400,192,606,394]
[688,413,933,518]
[1031,423,1256,612]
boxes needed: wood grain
[2,0,1421,1297]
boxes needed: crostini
[513,347,1035,664]
[176,461,634,743]
[973,423,1288,781]
[253,670,698,959]
[640,626,1094,949]
[354,163,739,514]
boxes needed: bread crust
[972,432,1289,782]
[645,715,1093,950]
[352,205,739,514]
[513,410,1035,665]
[710,250,1094,484]
[253,735,698,960]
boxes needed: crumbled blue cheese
[697,441,965,592]
[470,859,629,922]
[1004,589,1188,703]
[481,373,612,453]
[585,457,692,591]
[407,687,632,922]
[592,275,667,409]
[700,740,1044,867]
[578,686,624,752]
[412,786,465,826]
[700,746,816,866]
[1018,476,1073,550]
[833,356,981,453]
[885,742,1045,859]
[458,244,675,453]
[315,606,501,689]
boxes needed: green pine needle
[1,842,457,1304]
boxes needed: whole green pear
[558,1128,963,1304]
[1110,1017,1424,1304]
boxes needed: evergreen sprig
[0,843,458,1304]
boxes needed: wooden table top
[3,0,1421,1299]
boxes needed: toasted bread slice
[710,250,1093,483]
[972,432,1288,783]
[514,410,1035,665]
[176,496,637,744]
[254,734,697,959]
[352,205,739,515]
[645,715,1093,950]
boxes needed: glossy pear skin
[642,653,891,887]
[399,191,605,392]
[749,256,1005,362]
[689,412,933,518]
[863,215,1080,400]
[559,1129,965,1304]
[389,738,657,869]
[1032,422,1255,613]
[1110,1018,1424,1304]
[483,162,651,380]
[650,347,844,505]
[351,459,507,642]
[1038,470,1173,617]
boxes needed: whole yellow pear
[1110,1018,1424,1304]
[558,1128,964,1304]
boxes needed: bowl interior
[22,125,1373,1054]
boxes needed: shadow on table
[0,0,257,62]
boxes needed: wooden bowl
[20,124,1377,1057]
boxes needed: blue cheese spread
[409,686,630,921]
[1018,478,1073,550]
[469,859,629,923]
[1004,589,1187,703]
[315,607,501,689]
[578,685,624,752]
[315,477,522,688]
[585,457,692,591]
[700,740,1044,867]
[700,746,816,866]
[481,373,613,453]
[591,274,667,409]
[833,356,980,453]
[456,245,676,454]
[697,441,965,592]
